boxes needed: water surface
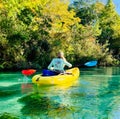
[0,67,120,119]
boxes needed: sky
[113,0,120,14]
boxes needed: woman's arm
[48,59,54,70]
[64,60,72,68]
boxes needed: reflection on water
[0,67,120,119]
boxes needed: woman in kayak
[48,51,72,74]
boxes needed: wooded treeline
[0,0,120,70]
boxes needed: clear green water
[0,67,120,119]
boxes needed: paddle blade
[22,69,36,76]
[84,60,98,67]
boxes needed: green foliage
[98,0,120,56]
[0,0,119,70]
[69,0,104,25]
[63,22,101,64]
[18,8,35,25]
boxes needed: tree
[0,0,81,69]
[98,0,120,56]
[69,0,105,25]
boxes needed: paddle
[84,60,98,67]
[21,69,36,76]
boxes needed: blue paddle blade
[84,60,98,67]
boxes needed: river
[0,67,120,119]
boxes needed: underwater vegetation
[0,112,19,119]
[18,92,76,118]
[18,92,51,115]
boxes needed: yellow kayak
[32,67,80,85]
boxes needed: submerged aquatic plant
[48,104,76,118]
[0,112,19,119]
[18,92,50,115]
[18,92,76,117]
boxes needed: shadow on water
[0,84,21,98]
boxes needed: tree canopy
[0,0,119,70]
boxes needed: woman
[48,51,72,74]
